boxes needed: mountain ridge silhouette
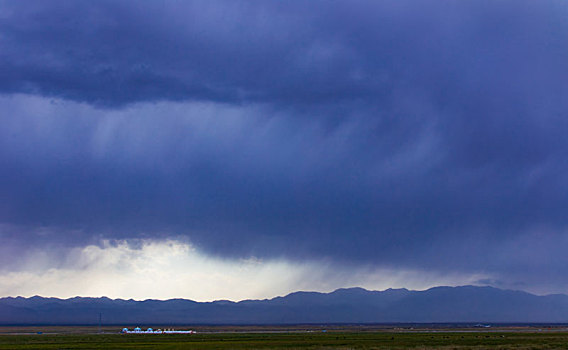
[1,285,567,324]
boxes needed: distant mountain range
[1,286,567,324]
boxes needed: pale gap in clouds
[0,239,487,301]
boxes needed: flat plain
[0,326,568,349]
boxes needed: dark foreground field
[1,328,568,350]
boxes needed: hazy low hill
[1,286,567,324]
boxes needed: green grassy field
[0,331,567,349]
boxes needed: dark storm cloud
[2,0,564,108]
[1,0,568,291]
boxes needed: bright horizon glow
[0,239,491,302]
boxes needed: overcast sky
[1,0,568,300]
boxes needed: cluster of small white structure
[121,327,196,334]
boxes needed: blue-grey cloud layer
[1,0,568,292]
